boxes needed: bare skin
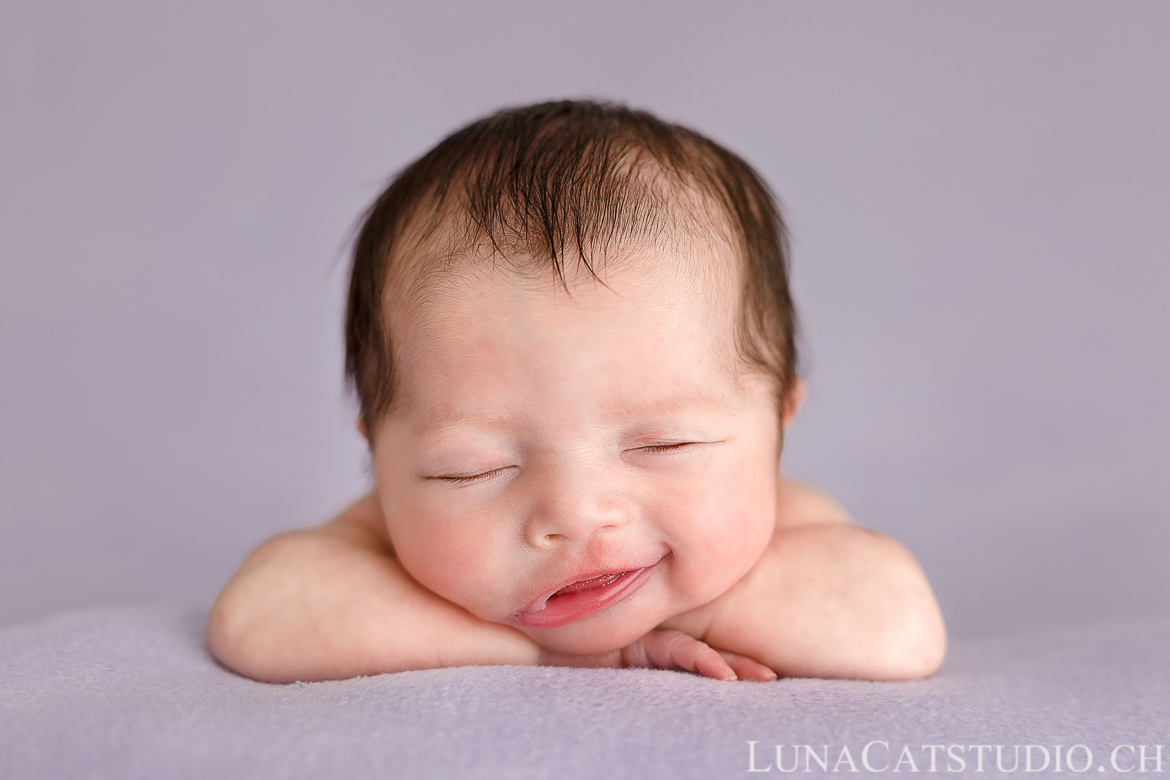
[209,479,945,683]
[209,244,946,684]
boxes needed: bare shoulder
[774,476,853,529]
[222,492,390,586]
[316,492,392,551]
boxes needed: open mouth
[516,567,652,629]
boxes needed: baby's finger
[637,630,737,681]
[691,644,739,681]
[717,650,778,682]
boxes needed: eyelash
[637,442,696,454]
[432,443,698,483]
[434,467,510,484]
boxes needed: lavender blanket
[2,606,1169,778]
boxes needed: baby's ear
[781,378,807,431]
[356,416,369,441]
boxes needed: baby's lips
[516,567,653,629]
[520,567,643,614]
[551,571,628,595]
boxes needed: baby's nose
[522,465,631,546]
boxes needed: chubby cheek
[659,465,777,608]
[377,484,514,621]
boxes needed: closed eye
[428,467,512,485]
[636,442,699,454]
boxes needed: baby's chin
[523,621,656,656]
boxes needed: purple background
[2,1,1168,638]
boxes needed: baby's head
[347,101,802,653]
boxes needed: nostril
[526,498,629,545]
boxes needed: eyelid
[634,441,700,453]
[427,466,513,484]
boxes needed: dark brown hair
[346,100,798,433]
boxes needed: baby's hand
[624,630,778,681]
[540,629,777,682]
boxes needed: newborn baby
[209,100,946,684]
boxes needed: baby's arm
[210,481,944,683]
[660,480,947,680]
[208,494,540,683]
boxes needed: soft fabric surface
[2,606,1169,778]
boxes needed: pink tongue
[553,571,626,596]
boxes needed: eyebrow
[408,410,517,435]
[601,392,741,428]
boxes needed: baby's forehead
[383,235,753,413]
[383,249,769,434]
[391,202,743,307]
[385,244,742,375]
